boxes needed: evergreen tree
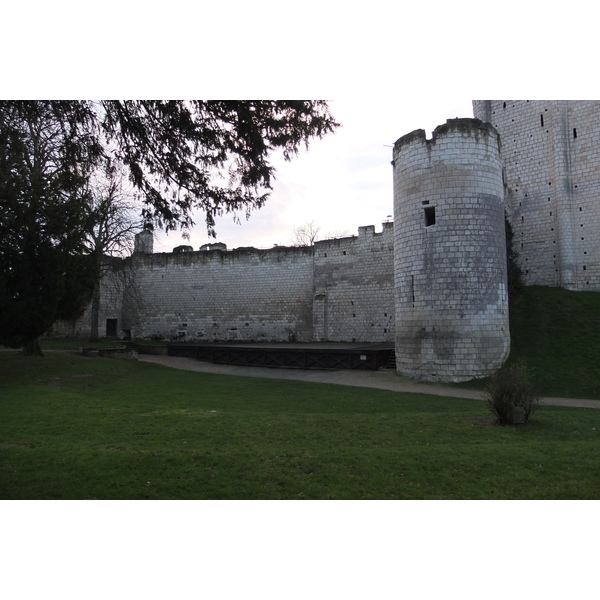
[0,103,100,354]
[0,101,339,352]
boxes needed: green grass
[2,285,600,499]
[457,286,600,399]
[2,350,600,499]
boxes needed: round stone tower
[392,118,510,382]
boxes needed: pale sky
[153,98,475,252]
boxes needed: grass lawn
[2,349,599,499]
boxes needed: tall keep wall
[392,119,510,382]
[473,100,600,290]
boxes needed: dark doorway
[106,318,118,337]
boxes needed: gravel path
[138,354,600,409]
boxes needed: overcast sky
[153,98,475,252]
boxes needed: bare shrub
[484,362,541,425]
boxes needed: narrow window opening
[424,206,436,227]
[503,102,506,108]
[540,114,544,127]
[573,128,577,138]
[411,275,415,305]
[583,266,587,271]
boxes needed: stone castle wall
[50,102,599,384]
[124,245,316,342]
[48,265,128,339]
[313,223,395,342]
[473,100,600,290]
[55,224,396,344]
[392,119,510,382]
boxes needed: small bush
[484,362,540,424]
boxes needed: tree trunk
[89,281,100,342]
[22,339,44,356]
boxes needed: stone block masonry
[313,223,395,342]
[473,100,600,291]
[98,223,397,344]
[124,245,316,342]
[392,119,510,382]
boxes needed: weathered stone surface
[473,100,600,291]
[52,224,396,345]
[392,118,510,382]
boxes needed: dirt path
[138,355,600,410]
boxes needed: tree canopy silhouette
[0,100,340,352]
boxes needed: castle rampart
[50,102,599,383]
[53,223,396,344]
[124,244,316,342]
[313,222,394,342]
[392,118,510,382]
